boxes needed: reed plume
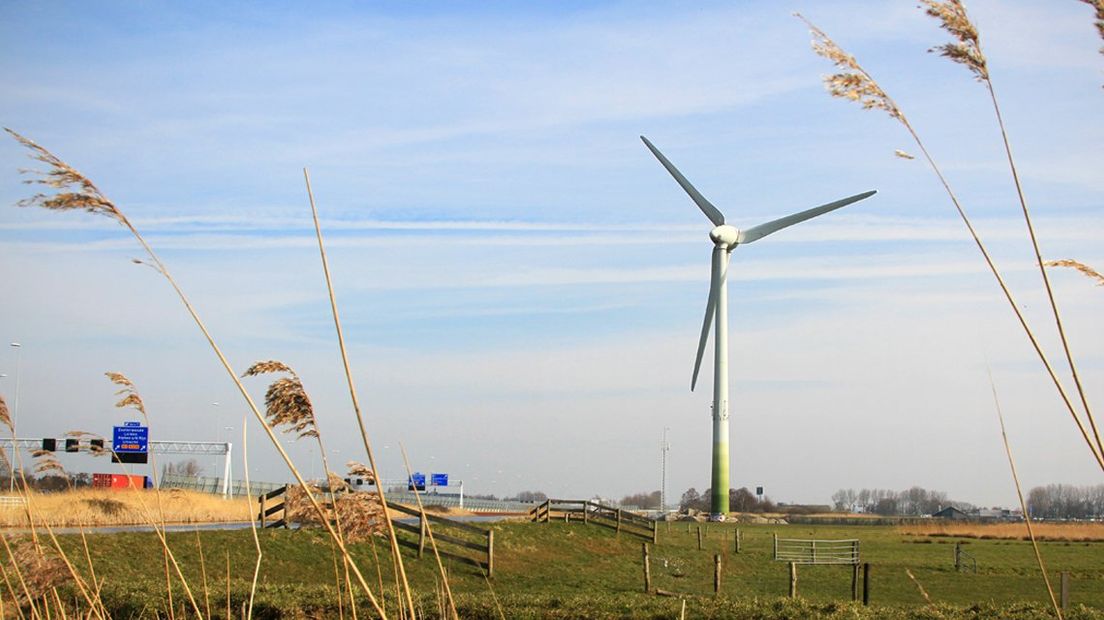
[242,361,318,440]
[920,1,987,80]
[346,461,376,484]
[1045,259,1104,287]
[795,14,1104,472]
[3,539,69,607]
[1080,0,1103,55]
[0,396,10,433]
[922,0,1102,463]
[6,129,388,617]
[29,451,64,477]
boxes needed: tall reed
[5,128,388,618]
[241,360,356,616]
[398,445,457,620]
[988,369,1062,619]
[921,0,1101,474]
[792,15,1104,472]
[303,168,416,617]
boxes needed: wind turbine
[641,136,876,521]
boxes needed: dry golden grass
[0,489,253,528]
[900,521,1104,542]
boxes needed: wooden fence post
[417,511,426,556]
[616,509,622,534]
[954,542,960,571]
[714,554,722,595]
[862,563,871,605]
[735,528,741,554]
[259,494,266,528]
[773,533,778,559]
[697,527,703,551]
[686,522,691,534]
[642,543,652,593]
[1061,571,1070,612]
[487,530,495,578]
[583,502,589,525]
[851,563,859,601]
[788,562,797,598]
[652,520,659,545]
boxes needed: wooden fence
[257,485,288,529]
[528,499,657,541]
[391,502,494,577]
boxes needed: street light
[9,343,22,493]
[222,426,233,498]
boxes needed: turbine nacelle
[709,225,740,248]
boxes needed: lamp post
[9,343,22,493]
[222,426,233,498]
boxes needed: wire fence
[159,473,285,497]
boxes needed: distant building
[932,506,970,519]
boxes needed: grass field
[37,518,1103,618]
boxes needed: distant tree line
[620,490,661,509]
[679,487,775,513]
[1027,484,1104,519]
[830,487,974,516]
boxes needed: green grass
[41,520,1104,618]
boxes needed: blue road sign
[113,423,149,453]
[408,472,426,490]
[431,473,448,486]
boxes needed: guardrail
[0,495,26,508]
[390,503,494,576]
[161,473,286,497]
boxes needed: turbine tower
[641,136,876,521]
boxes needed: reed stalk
[194,526,211,620]
[239,416,262,620]
[225,551,231,620]
[921,0,1102,476]
[5,129,388,618]
[398,445,458,620]
[793,16,1104,472]
[988,369,1062,619]
[303,168,416,617]
[103,373,203,618]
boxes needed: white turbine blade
[641,136,726,227]
[737,190,876,245]
[691,248,730,391]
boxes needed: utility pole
[660,427,670,512]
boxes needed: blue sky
[1,1,1101,506]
